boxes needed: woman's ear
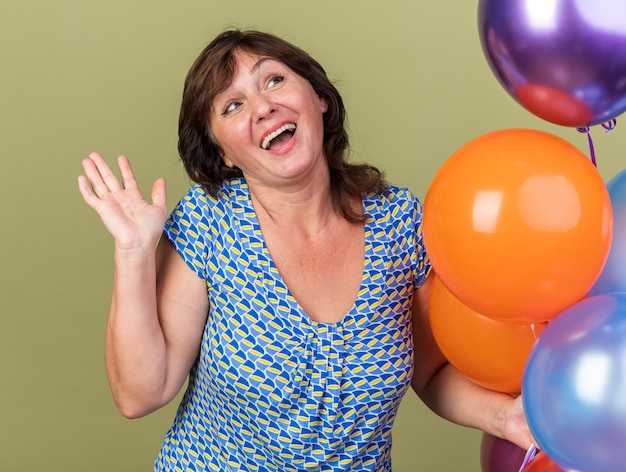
[222,155,234,168]
[208,126,231,167]
[319,95,328,113]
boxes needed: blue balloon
[523,294,626,472]
[589,168,626,295]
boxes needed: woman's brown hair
[178,29,386,222]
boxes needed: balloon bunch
[424,2,626,470]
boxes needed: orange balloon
[522,452,564,472]
[423,128,612,323]
[429,275,544,393]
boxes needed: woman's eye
[221,101,241,116]
[268,75,284,88]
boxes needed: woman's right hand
[78,153,168,252]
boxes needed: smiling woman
[177,30,385,222]
[208,51,329,189]
[77,28,532,471]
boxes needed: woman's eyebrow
[249,57,274,75]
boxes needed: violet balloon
[480,433,526,472]
[523,293,626,471]
[478,0,626,127]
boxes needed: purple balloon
[480,433,527,472]
[478,0,626,127]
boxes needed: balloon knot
[602,118,617,131]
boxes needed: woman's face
[209,51,328,189]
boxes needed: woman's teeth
[261,123,296,150]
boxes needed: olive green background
[2,1,624,471]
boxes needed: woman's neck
[248,176,338,236]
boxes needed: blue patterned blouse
[153,178,430,471]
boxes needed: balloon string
[517,444,538,472]
[576,126,597,167]
[576,118,617,168]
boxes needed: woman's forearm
[416,363,532,450]
[104,247,169,418]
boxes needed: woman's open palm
[78,153,168,251]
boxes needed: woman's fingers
[81,152,125,198]
[117,155,139,191]
[79,153,147,205]
[78,154,131,212]
[151,178,167,209]
[80,157,103,198]
[77,174,100,208]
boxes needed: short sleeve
[412,195,432,290]
[365,185,432,292]
[163,185,212,281]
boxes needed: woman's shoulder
[383,184,418,201]
[364,184,420,212]
[176,178,247,210]
[164,179,249,262]
[167,179,247,233]
[178,183,210,204]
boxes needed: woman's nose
[251,94,276,122]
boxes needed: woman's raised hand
[78,153,168,252]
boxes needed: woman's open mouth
[260,123,296,150]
